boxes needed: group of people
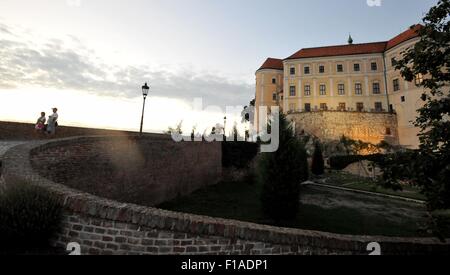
[35,108,59,135]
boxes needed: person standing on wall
[46,107,59,135]
[35,112,46,132]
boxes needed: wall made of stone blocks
[288,111,399,145]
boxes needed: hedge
[329,154,385,170]
[222,142,259,169]
[431,210,450,239]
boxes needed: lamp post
[223,116,227,139]
[140,82,150,136]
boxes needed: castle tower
[254,58,284,132]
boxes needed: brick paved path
[0,141,27,183]
[0,141,26,160]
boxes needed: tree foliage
[259,113,309,223]
[311,142,325,175]
[385,0,450,210]
[242,99,256,123]
[166,120,183,135]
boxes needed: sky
[0,0,438,134]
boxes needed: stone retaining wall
[1,137,449,255]
[288,111,399,145]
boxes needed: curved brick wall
[29,136,222,206]
[1,137,449,255]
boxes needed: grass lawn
[320,171,427,201]
[158,178,429,237]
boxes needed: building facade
[255,25,425,148]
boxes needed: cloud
[66,0,82,7]
[0,22,253,107]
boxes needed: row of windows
[289,102,386,112]
[289,62,379,76]
[287,56,403,76]
[287,82,382,97]
[272,76,421,93]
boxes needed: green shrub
[431,210,450,240]
[222,142,259,169]
[259,113,308,223]
[329,154,385,170]
[0,182,63,250]
[378,150,450,210]
[311,142,325,175]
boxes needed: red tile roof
[258,58,283,71]
[386,24,422,50]
[285,42,388,60]
[282,24,423,61]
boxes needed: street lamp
[223,116,227,138]
[140,82,150,136]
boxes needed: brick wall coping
[1,136,449,253]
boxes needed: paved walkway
[0,141,26,160]
[301,181,426,204]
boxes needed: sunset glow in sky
[0,0,437,133]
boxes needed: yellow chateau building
[255,25,425,148]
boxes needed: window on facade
[290,67,296,75]
[338,103,346,111]
[320,103,328,111]
[375,102,383,112]
[391,57,397,67]
[304,85,311,96]
[393,79,400,92]
[386,128,392,135]
[338,84,345,95]
[415,73,424,86]
[272,78,276,84]
[289,86,296,97]
[337,64,343,72]
[354,64,360,72]
[356,102,364,112]
[272,93,277,101]
[373,82,381,94]
[319,65,325,73]
[304,66,310,75]
[401,96,406,102]
[319,84,326,96]
[371,62,378,71]
[304,103,311,112]
[355,83,363,95]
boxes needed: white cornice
[255,69,284,75]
